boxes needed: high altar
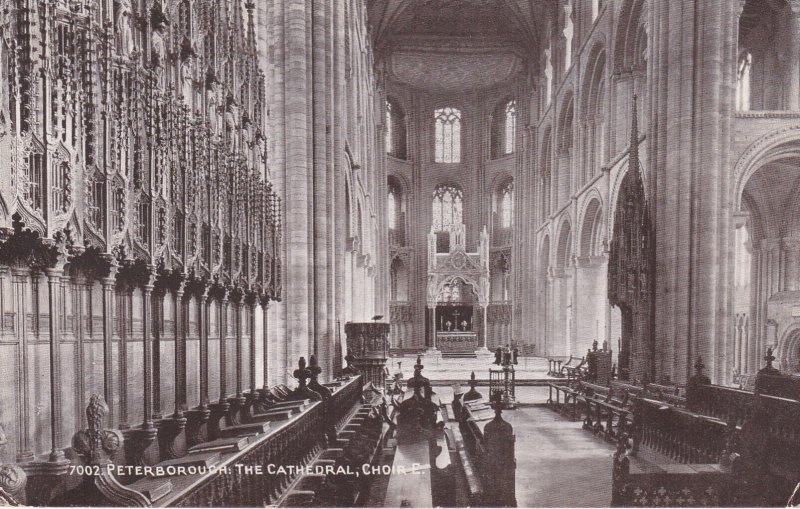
[426,224,491,355]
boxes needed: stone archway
[732,133,800,374]
[779,328,800,374]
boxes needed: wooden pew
[55,366,365,507]
[457,393,516,508]
[278,403,385,507]
[546,378,585,420]
[611,352,800,507]
[645,383,686,407]
[580,382,635,441]
[611,396,735,507]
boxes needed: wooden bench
[580,382,632,441]
[546,380,585,420]
[645,382,687,407]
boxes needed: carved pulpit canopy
[344,321,390,359]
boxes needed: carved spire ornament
[607,94,655,382]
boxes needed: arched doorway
[733,134,800,375]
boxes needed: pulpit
[344,322,390,388]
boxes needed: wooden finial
[764,347,775,369]
[71,395,122,466]
[694,356,705,376]
[293,357,312,388]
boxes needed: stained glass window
[432,184,463,232]
[385,100,393,154]
[736,52,752,112]
[434,107,461,163]
[386,98,407,159]
[500,182,513,228]
[504,100,516,155]
[387,185,398,229]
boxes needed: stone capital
[733,211,750,229]
[10,266,30,279]
[44,267,64,280]
[761,238,781,252]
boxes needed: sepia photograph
[0,0,797,507]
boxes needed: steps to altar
[386,354,554,385]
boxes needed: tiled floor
[440,386,616,507]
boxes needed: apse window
[434,107,462,163]
[504,100,516,155]
[386,98,407,159]
[736,52,752,112]
[432,184,463,232]
[385,101,393,154]
[499,182,513,228]
[387,185,398,230]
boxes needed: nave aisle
[441,386,616,507]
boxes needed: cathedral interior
[1,0,800,507]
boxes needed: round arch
[777,326,800,374]
[579,197,604,258]
[555,218,573,269]
[732,127,800,210]
[539,234,551,274]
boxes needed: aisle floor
[440,386,616,507]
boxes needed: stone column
[11,267,33,462]
[142,269,156,429]
[219,291,229,403]
[649,0,739,384]
[783,237,800,291]
[234,297,243,398]
[101,264,117,425]
[261,300,269,389]
[786,1,800,110]
[333,0,347,376]
[45,268,65,461]
[174,279,186,417]
[199,288,209,407]
[284,0,312,369]
[118,283,133,429]
[481,304,489,349]
[312,0,331,381]
[151,288,163,421]
[249,300,257,393]
[428,304,436,350]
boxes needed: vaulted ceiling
[368,0,549,93]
